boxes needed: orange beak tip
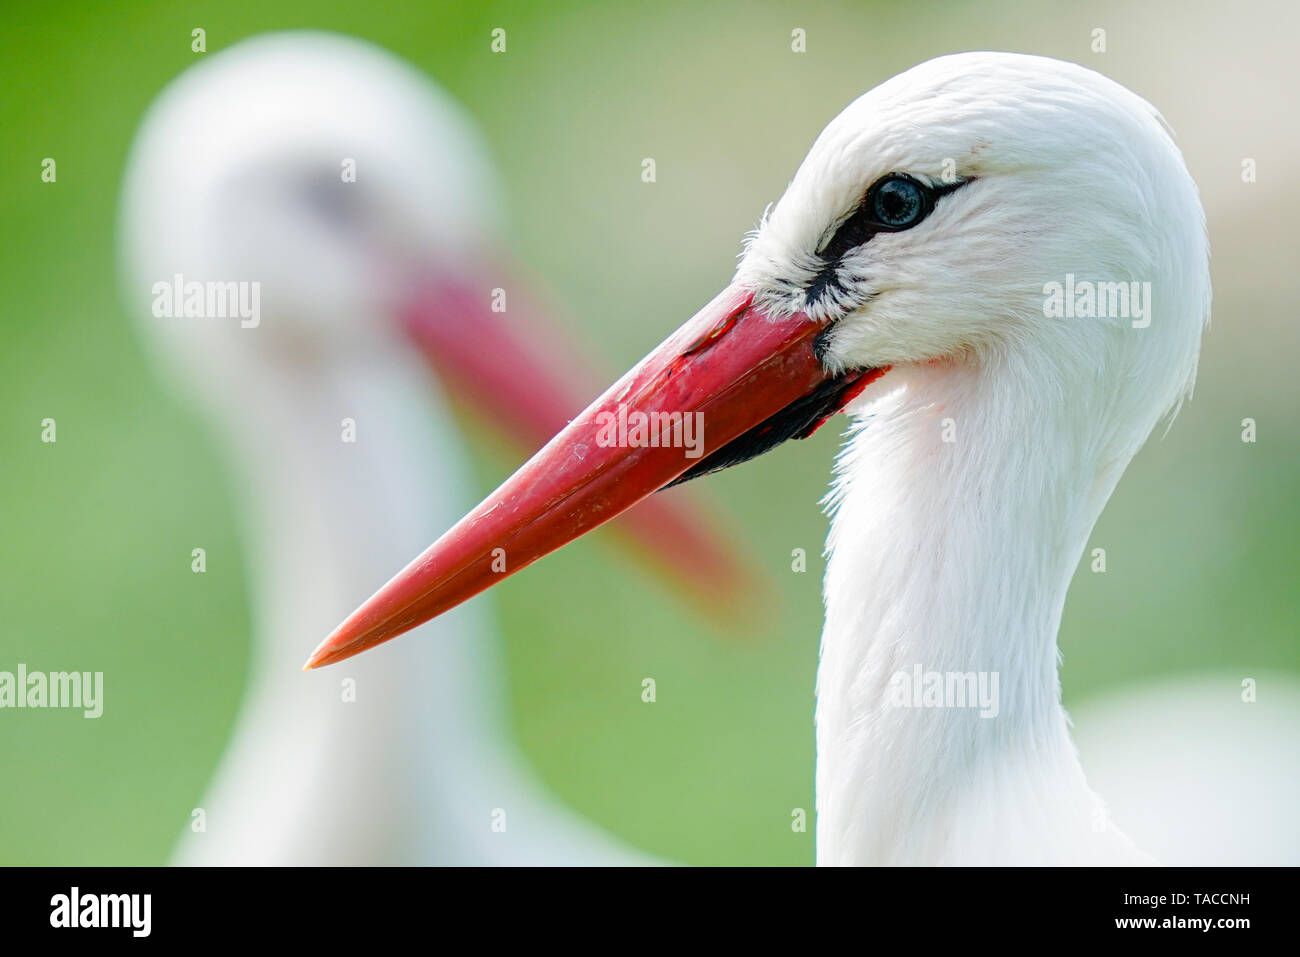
[302,635,340,671]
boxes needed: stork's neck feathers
[172,345,512,864]
[815,347,1154,865]
[175,343,647,865]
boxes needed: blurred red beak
[307,282,884,669]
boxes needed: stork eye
[807,171,965,308]
[302,170,360,227]
[869,174,927,229]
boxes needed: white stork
[119,31,744,865]
[305,51,1296,865]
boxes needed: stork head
[121,31,507,363]
[739,52,1208,440]
[307,51,1210,668]
[120,30,751,615]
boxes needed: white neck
[815,350,1154,864]
[172,343,642,865]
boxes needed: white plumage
[735,52,1266,864]
[126,37,1297,867]
[119,32,653,865]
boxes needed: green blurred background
[1,0,1296,865]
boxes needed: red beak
[399,260,750,610]
[307,282,885,669]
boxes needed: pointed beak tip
[302,635,343,671]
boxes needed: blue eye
[870,175,927,229]
[812,171,965,283]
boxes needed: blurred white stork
[305,51,1299,865]
[119,31,744,865]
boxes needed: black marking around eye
[805,175,968,310]
[805,262,851,309]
